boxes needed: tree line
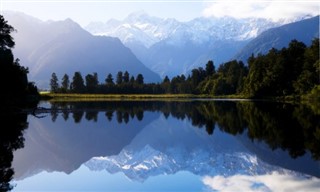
[50,71,151,94]
[50,60,216,94]
[50,38,319,98]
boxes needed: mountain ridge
[86,12,313,78]
[4,11,161,88]
[234,15,320,63]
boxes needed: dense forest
[50,38,319,99]
[0,15,39,108]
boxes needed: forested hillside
[49,39,319,99]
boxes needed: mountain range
[3,11,319,88]
[234,16,319,62]
[86,12,318,78]
[4,11,161,89]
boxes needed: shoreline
[40,92,250,101]
[39,92,318,103]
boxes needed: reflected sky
[12,166,203,192]
[203,172,320,192]
[10,100,320,191]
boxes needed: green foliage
[199,60,248,95]
[243,39,319,98]
[304,85,320,102]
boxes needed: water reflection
[7,100,320,191]
[37,100,320,161]
[202,172,320,191]
[0,109,28,191]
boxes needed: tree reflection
[85,111,98,122]
[0,109,28,191]
[239,102,320,160]
[105,111,113,121]
[48,100,320,160]
[73,111,84,123]
[61,106,69,121]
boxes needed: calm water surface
[3,100,320,191]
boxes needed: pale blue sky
[1,0,319,26]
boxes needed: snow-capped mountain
[86,11,286,48]
[84,115,319,182]
[85,12,307,78]
[86,11,183,48]
[86,144,275,182]
[84,115,271,182]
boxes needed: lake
[2,99,320,191]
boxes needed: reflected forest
[41,101,320,160]
[0,111,28,191]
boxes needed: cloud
[203,0,320,21]
[202,171,320,192]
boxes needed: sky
[1,0,319,27]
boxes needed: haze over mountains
[12,110,158,180]
[234,16,320,62]
[4,11,161,88]
[3,11,319,88]
[86,12,317,78]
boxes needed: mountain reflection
[7,100,320,190]
[44,100,320,161]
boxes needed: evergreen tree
[116,71,123,85]
[50,72,59,93]
[123,71,130,83]
[130,76,135,84]
[105,73,114,85]
[163,76,170,83]
[61,74,70,93]
[205,60,215,77]
[85,73,99,93]
[136,74,144,85]
[70,72,85,93]
[161,76,171,93]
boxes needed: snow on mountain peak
[85,143,284,182]
[85,13,287,48]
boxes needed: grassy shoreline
[40,92,250,101]
[40,92,319,103]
